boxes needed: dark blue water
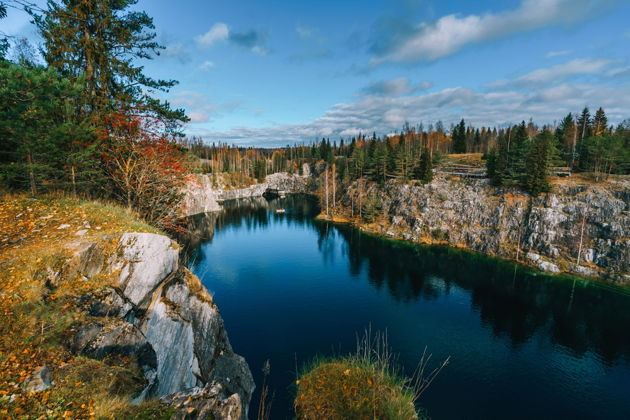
[185,196,630,420]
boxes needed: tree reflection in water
[181,195,630,365]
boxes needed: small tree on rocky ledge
[415,147,433,184]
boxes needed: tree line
[487,109,630,195]
[0,0,189,230]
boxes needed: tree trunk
[324,168,329,217]
[27,152,37,196]
[71,165,77,196]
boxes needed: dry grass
[0,194,168,418]
[295,330,449,420]
[441,153,485,167]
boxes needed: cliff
[335,176,630,283]
[182,171,310,216]
[69,233,255,418]
[0,197,254,419]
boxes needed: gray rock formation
[182,172,309,216]
[340,177,630,282]
[62,233,254,418]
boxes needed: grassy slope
[0,195,172,419]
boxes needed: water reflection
[183,196,630,365]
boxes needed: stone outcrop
[339,177,630,283]
[182,172,309,216]
[62,232,254,419]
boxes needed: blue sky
[3,0,630,146]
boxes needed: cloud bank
[371,0,619,64]
[182,57,630,147]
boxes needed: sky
[3,0,630,146]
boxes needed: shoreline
[315,212,630,288]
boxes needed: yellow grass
[0,194,169,419]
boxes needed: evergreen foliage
[33,0,187,131]
[361,192,382,223]
[524,131,556,196]
[452,119,467,153]
[0,61,100,194]
[416,148,433,184]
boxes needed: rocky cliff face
[338,177,630,283]
[182,172,309,216]
[64,232,254,419]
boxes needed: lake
[184,196,630,419]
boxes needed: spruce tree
[505,121,529,186]
[556,113,577,165]
[593,107,608,136]
[473,129,482,153]
[452,119,467,153]
[525,131,556,196]
[577,107,592,141]
[0,62,93,194]
[361,192,382,223]
[394,139,409,181]
[416,147,433,184]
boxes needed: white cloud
[170,91,239,124]
[197,24,270,55]
[199,60,216,70]
[196,23,229,47]
[187,69,630,146]
[371,0,620,64]
[361,78,433,96]
[545,50,573,58]
[489,58,615,88]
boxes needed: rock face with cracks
[182,172,309,216]
[63,232,254,419]
[339,177,630,283]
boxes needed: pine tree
[593,107,608,136]
[34,0,186,130]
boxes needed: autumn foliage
[99,111,190,231]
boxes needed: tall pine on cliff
[34,0,187,131]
